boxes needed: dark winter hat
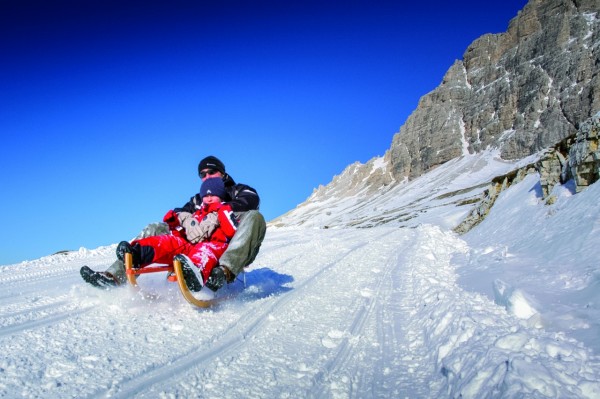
[200,177,226,199]
[198,155,226,176]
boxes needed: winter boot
[116,241,133,262]
[174,254,203,292]
[205,266,227,292]
[80,266,120,288]
[116,241,144,269]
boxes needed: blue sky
[0,0,527,265]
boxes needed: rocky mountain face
[274,0,599,228]
[390,0,599,180]
[454,111,600,233]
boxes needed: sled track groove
[372,246,431,398]
[308,232,406,398]
[312,264,391,398]
[0,265,79,286]
[0,297,70,319]
[96,229,392,399]
[0,306,93,338]
[0,269,80,305]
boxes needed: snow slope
[1,151,600,398]
[272,149,537,231]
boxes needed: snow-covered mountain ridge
[274,110,600,234]
[271,148,537,230]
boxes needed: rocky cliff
[390,0,599,180]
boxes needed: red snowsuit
[131,202,238,283]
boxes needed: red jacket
[191,202,238,243]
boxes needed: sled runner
[124,253,229,308]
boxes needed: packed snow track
[1,226,599,398]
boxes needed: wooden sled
[124,253,228,308]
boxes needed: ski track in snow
[1,227,600,398]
